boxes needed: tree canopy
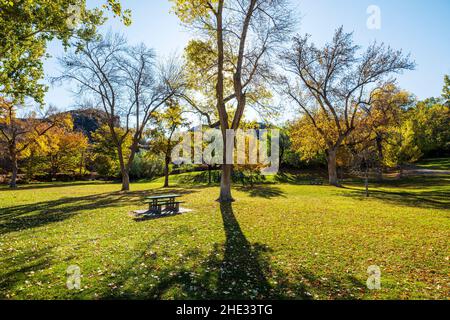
[0,0,130,104]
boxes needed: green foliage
[129,153,165,180]
[104,0,132,26]
[170,0,217,24]
[409,100,450,157]
[233,168,266,187]
[0,0,130,104]
[91,124,132,177]
[287,113,330,162]
[148,102,187,157]
[279,126,324,168]
[384,118,422,168]
[92,153,120,177]
[177,168,266,186]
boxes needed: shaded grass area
[0,172,449,300]
[342,174,450,210]
[415,158,450,171]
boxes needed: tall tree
[54,33,184,191]
[0,0,131,104]
[172,0,294,202]
[281,27,414,186]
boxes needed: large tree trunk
[117,145,130,192]
[9,147,18,189]
[218,120,234,202]
[219,164,234,202]
[121,170,130,191]
[326,149,340,186]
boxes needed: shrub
[129,153,165,180]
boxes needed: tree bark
[326,149,340,186]
[219,164,234,202]
[121,170,130,191]
[117,148,130,191]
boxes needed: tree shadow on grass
[236,185,286,199]
[0,188,200,235]
[214,203,366,299]
[0,246,54,297]
[287,267,368,299]
[216,202,273,298]
[341,187,450,210]
[0,181,111,192]
[275,172,326,185]
[98,203,323,300]
[372,175,450,189]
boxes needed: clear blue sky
[44,0,450,111]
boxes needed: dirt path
[403,166,450,176]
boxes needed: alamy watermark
[366,265,381,290]
[171,128,280,175]
[66,265,81,290]
[66,4,83,30]
[367,5,381,30]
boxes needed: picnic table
[145,194,183,214]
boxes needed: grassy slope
[0,172,449,300]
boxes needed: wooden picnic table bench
[144,194,184,214]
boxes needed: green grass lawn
[0,171,449,300]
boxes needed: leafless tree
[54,33,185,191]
[280,27,415,186]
